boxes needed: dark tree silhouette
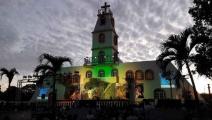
[160,70,181,99]
[34,53,72,120]
[21,84,36,101]
[0,68,19,88]
[189,0,212,78]
[189,0,212,25]
[156,28,199,102]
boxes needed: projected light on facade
[37,87,49,100]
[160,73,176,88]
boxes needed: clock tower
[91,2,119,65]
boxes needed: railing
[59,100,130,108]
[31,100,130,111]
[84,56,119,65]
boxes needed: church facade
[37,3,194,102]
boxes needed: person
[135,86,144,98]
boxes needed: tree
[189,0,212,78]
[0,68,19,88]
[189,0,212,26]
[156,28,199,102]
[34,53,72,120]
[21,84,36,101]
[160,70,181,99]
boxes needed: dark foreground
[0,100,212,120]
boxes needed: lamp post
[208,84,211,95]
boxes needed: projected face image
[135,84,144,99]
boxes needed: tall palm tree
[34,53,72,120]
[160,70,182,99]
[156,28,199,102]
[0,68,19,88]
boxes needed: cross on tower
[101,2,110,13]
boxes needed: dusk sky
[0,0,211,92]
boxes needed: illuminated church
[37,3,194,102]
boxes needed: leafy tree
[21,84,36,101]
[156,28,199,102]
[2,86,21,101]
[189,0,212,78]
[0,68,19,88]
[189,0,212,25]
[34,53,72,120]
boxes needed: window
[113,52,118,63]
[126,70,134,79]
[135,70,144,80]
[86,71,92,78]
[145,69,154,80]
[73,74,80,83]
[111,69,118,77]
[111,18,115,27]
[100,16,106,25]
[98,70,105,77]
[154,88,166,99]
[98,51,105,63]
[114,36,118,45]
[99,33,105,43]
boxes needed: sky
[0,0,211,93]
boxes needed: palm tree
[156,28,199,102]
[34,53,72,120]
[160,70,182,99]
[0,68,19,89]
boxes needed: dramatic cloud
[3,0,210,91]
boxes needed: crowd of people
[0,100,211,120]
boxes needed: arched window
[99,33,105,43]
[100,16,106,25]
[111,18,115,27]
[126,70,134,79]
[113,52,118,63]
[154,88,166,99]
[73,74,80,83]
[111,69,118,77]
[86,71,92,78]
[113,36,118,45]
[135,70,144,80]
[98,70,105,77]
[145,69,154,80]
[98,51,105,63]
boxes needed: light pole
[208,84,211,95]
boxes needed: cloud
[0,0,195,91]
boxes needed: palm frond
[10,68,19,75]
[39,53,54,64]
[0,68,9,79]
[34,64,54,74]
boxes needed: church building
[37,3,194,102]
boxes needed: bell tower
[91,2,119,65]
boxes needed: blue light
[37,87,49,100]
[160,73,176,88]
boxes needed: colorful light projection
[135,84,144,99]
[160,73,176,88]
[37,87,49,100]
[82,78,110,99]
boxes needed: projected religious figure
[135,84,144,99]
